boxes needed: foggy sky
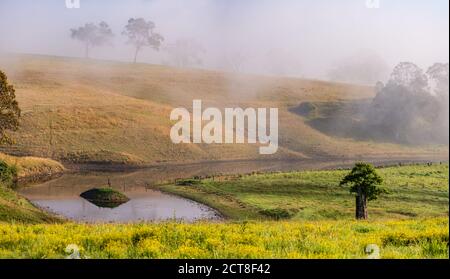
[0,0,448,81]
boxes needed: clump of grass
[175,178,202,186]
[80,188,129,208]
[259,208,297,220]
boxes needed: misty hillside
[0,54,447,166]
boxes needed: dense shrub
[176,178,201,186]
[0,160,18,187]
[259,208,296,220]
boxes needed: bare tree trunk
[133,47,140,63]
[356,188,368,220]
[48,115,54,158]
[85,43,90,59]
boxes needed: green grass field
[158,164,449,221]
[0,162,448,258]
[0,185,61,224]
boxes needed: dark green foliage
[259,208,296,220]
[0,70,21,145]
[340,163,387,219]
[0,160,18,187]
[340,163,386,201]
[176,178,201,186]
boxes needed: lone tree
[70,21,114,58]
[340,163,386,220]
[0,70,21,145]
[122,18,164,63]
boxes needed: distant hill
[0,54,447,166]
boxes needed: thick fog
[0,0,449,82]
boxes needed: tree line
[70,18,203,66]
[365,62,449,144]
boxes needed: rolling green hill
[0,54,447,166]
[0,153,64,223]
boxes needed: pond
[20,184,219,223]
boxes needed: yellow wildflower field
[0,218,447,259]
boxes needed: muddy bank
[62,156,449,176]
[18,155,448,189]
[16,171,64,186]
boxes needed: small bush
[176,178,201,186]
[382,232,449,246]
[0,160,18,187]
[259,208,296,220]
[295,102,317,117]
[352,225,374,234]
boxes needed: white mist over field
[0,0,448,82]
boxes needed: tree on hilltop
[71,21,114,58]
[122,18,164,63]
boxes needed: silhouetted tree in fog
[70,22,114,58]
[122,18,164,63]
[165,38,205,68]
[223,51,246,73]
[389,62,428,91]
[365,62,448,144]
[427,63,449,143]
[427,63,449,97]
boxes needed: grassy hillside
[0,153,63,223]
[158,164,449,221]
[0,186,61,224]
[0,54,447,165]
[0,218,447,259]
[0,153,64,181]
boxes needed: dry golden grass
[0,152,64,179]
[0,54,447,165]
